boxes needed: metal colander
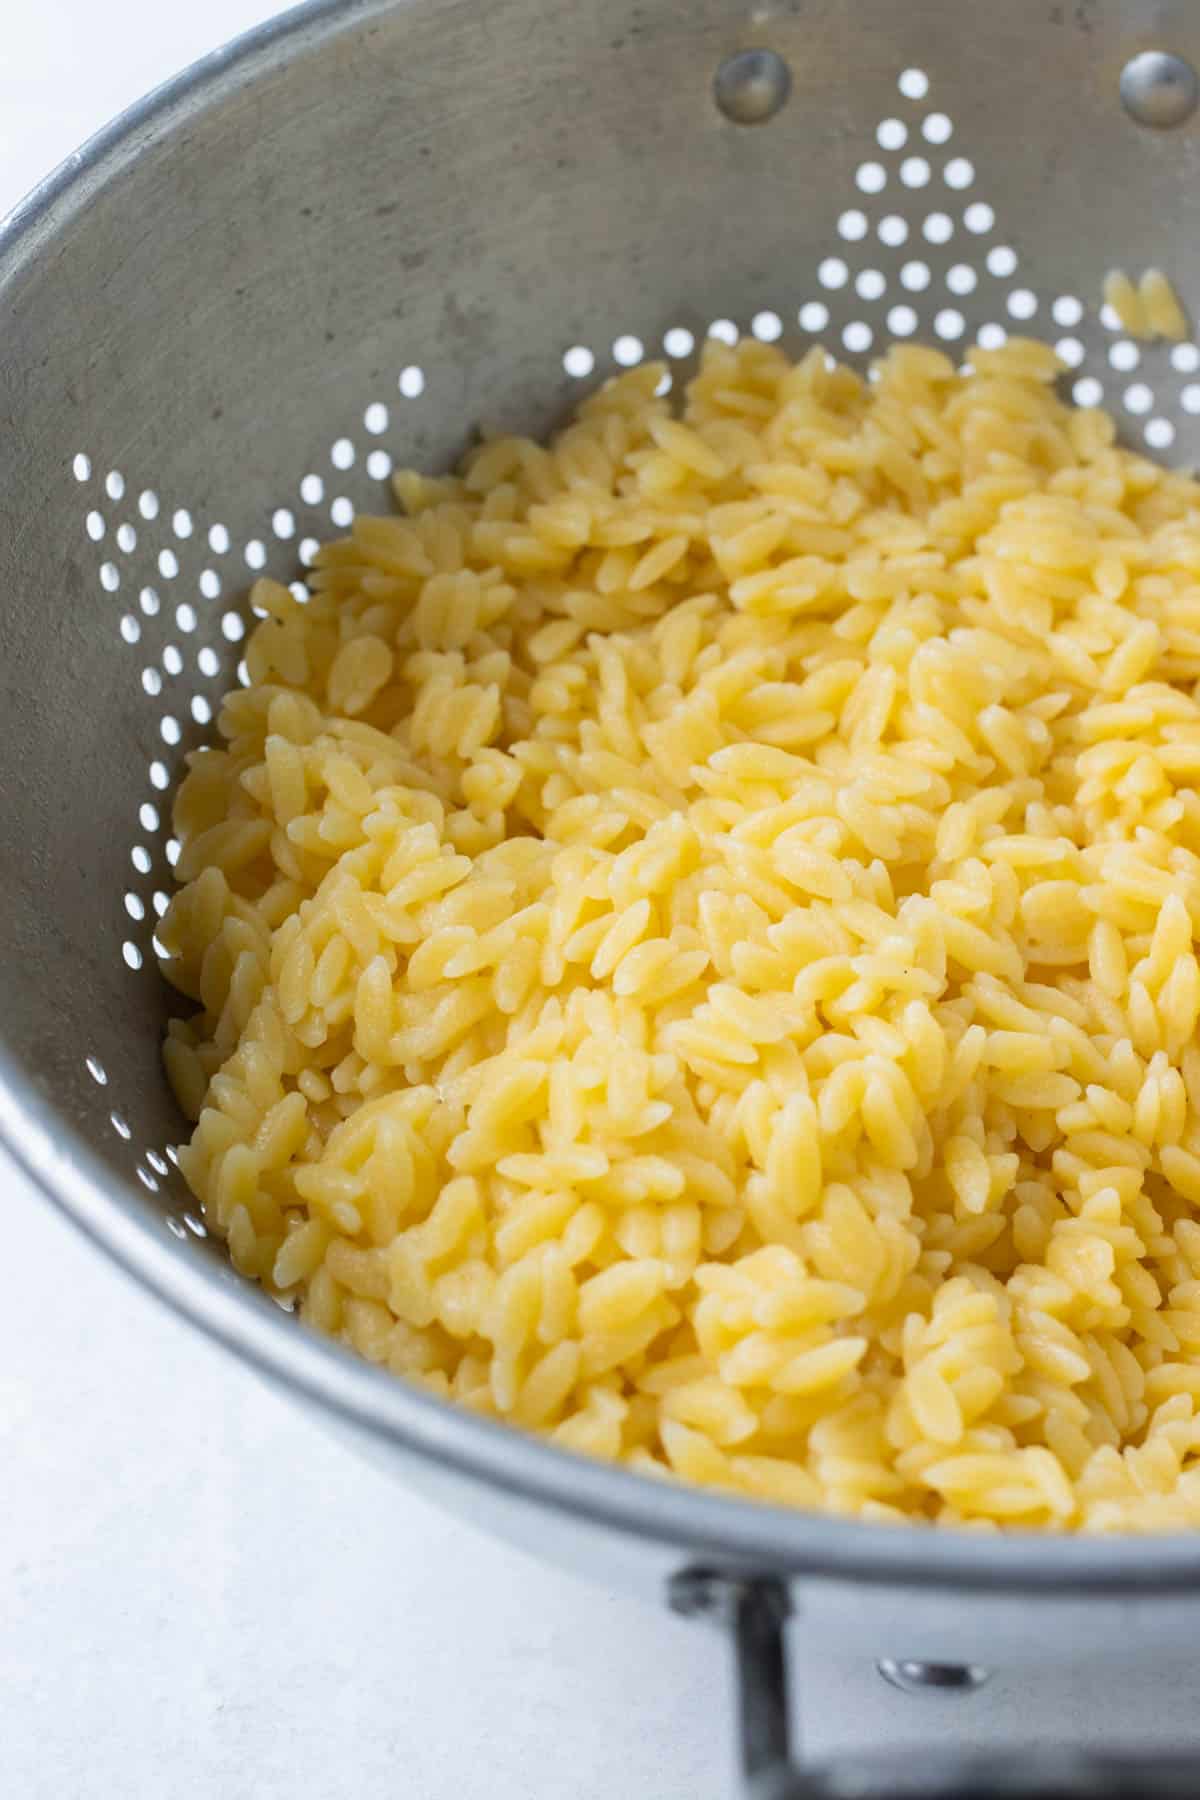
[9,4,1200,1793]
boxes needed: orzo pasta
[163,336,1200,1531]
[1102,268,1189,342]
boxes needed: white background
[0,7,726,1797]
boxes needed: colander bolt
[713,48,792,125]
[877,1658,991,1696]
[1120,50,1198,129]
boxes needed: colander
[8,2,1200,1793]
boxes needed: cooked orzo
[163,334,1200,1532]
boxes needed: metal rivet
[1120,50,1199,129]
[877,1659,991,1696]
[713,48,792,125]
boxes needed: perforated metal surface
[60,49,1200,1224]
[10,0,1200,1603]
[68,364,432,1215]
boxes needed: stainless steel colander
[9,3,1200,1792]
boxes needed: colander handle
[671,1571,1200,1799]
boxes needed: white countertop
[2,1165,734,1799]
[7,9,1200,1796]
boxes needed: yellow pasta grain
[1103,267,1190,342]
[1103,270,1146,337]
[1139,269,1189,342]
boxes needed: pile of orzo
[163,335,1200,1532]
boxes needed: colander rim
[6,0,1200,1595]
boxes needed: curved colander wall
[8,0,1200,1596]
